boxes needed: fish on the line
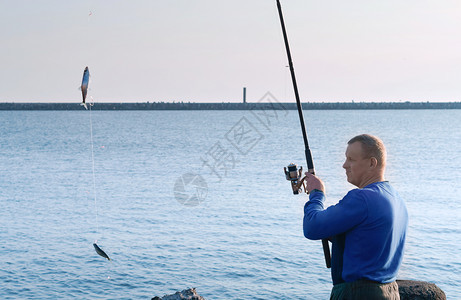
[81,66,90,109]
[93,243,111,261]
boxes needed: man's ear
[370,157,378,169]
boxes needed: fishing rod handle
[322,239,332,268]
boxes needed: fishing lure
[81,66,90,109]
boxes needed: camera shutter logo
[174,173,208,206]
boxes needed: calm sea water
[0,109,460,299]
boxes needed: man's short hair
[348,134,387,167]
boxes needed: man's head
[342,134,387,188]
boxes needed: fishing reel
[284,163,306,194]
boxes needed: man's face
[342,142,371,187]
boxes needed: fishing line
[85,4,99,239]
[86,98,111,262]
[81,3,111,265]
[88,100,99,237]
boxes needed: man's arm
[303,188,368,240]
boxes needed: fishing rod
[277,0,331,269]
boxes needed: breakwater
[1,101,461,110]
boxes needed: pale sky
[1,0,460,103]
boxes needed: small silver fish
[81,66,90,109]
[93,243,111,261]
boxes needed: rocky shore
[152,280,446,300]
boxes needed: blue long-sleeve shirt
[303,181,408,284]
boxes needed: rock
[152,288,206,300]
[397,280,446,300]
[153,281,446,300]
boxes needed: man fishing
[303,134,408,300]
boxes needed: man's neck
[358,174,385,189]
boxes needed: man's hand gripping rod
[277,0,331,268]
